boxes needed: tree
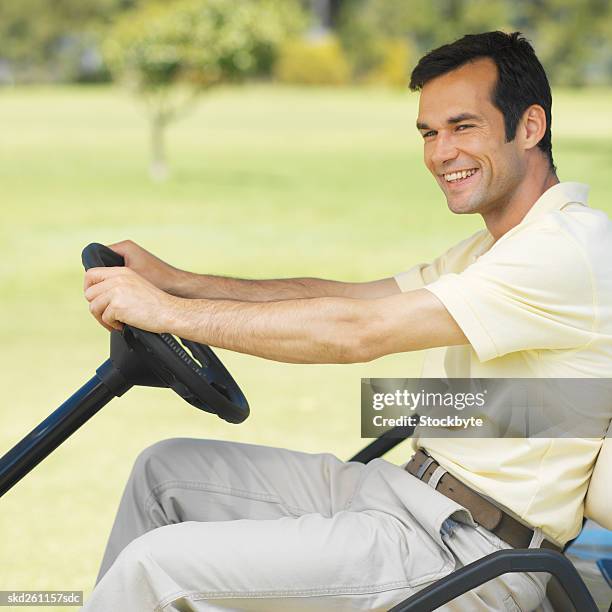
[337,0,509,80]
[104,0,306,180]
[513,0,612,86]
[0,0,132,82]
[336,0,612,88]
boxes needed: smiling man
[82,32,611,611]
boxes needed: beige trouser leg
[82,438,549,611]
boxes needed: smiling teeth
[444,169,478,182]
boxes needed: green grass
[0,84,611,607]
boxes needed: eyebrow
[416,112,482,131]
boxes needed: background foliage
[102,0,304,178]
[1,0,612,86]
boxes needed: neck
[482,165,559,241]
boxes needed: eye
[423,130,436,139]
[456,124,474,132]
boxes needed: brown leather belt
[405,449,561,552]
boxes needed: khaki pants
[82,438,550,611]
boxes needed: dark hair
[410,31,555,171]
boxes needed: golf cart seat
[349,429,611,611]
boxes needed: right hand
[105,240,186,295]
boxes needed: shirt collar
[521,181,590,224]
[474,182,590,258]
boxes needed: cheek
[423,145,435,171]
[461,134,488,158]
[490,143,523,177]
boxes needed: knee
[104,526,173,591]
[112,523,189,577]
[129,437,231,494]
[122,439,190,506]
[130,437,204,482]
[134,437,185,467]
[117,526,159,565]
[129,438,175,484]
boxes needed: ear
[520,104,547,151]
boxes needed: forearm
[163,287,465,364]
[170,271,399,301]
[166,295,370,364]
[85,266,465,363]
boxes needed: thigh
[133,438,365,523]
[96,438,368,583]
[87,510,430,612]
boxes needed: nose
[429,132,459,168]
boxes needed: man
[82,32,611,611]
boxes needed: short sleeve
[394,262,437,292]
[425,223,596,362]
[394,230,491,293]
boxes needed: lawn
[0,84,611,608]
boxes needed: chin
[446,197,479,215]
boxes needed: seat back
[584,437,612,530]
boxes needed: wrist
[165,267,198,297]
[163,295,208,341]
[162,294,188,335]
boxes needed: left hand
[84,267,181,333]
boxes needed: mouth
[440,167,480,189]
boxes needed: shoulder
[552,204,612,270]
[465,215,595,303]
[481,208,602,274]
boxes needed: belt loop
[528,527,545,549]
[416,457,435,480]
[427,466,447,490]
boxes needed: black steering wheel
[82,243,249,424]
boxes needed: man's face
[416,58,525,214]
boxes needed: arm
[83,267,467,364]
[109,240,401,301]
[175,274,401,301]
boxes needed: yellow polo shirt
[394,182,612,546]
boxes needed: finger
[84,267,109,292]
[106,240,131,259]
[84,277,118,303]
[83,266,129,292]
[89,293,114,332]
[101,304,124,332]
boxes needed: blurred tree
[274,35,351,85]
[0,0,134,82]
[104,0,305,180]
[337,0,510,81]
[513,0,612,86]
[337,0,612,87]
[2,0,612,89]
